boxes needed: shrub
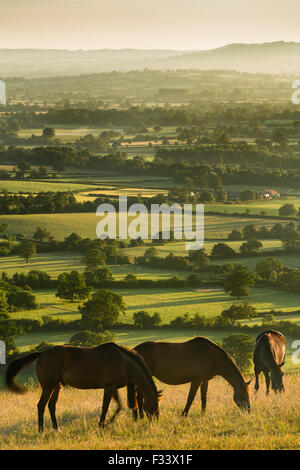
[69,330,115,347]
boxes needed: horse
[253,330,286,394]
[128,337,251,419]
[5,342,162,432]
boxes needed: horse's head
[143,390,163,420]
[233,380,251,413]
[271,362,285,393]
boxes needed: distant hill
[0,42,300,77]
[159,41,300,75]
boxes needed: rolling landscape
[1,0,300,453]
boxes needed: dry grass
[0,374,299,450]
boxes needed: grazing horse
[5,343,162,432]
[128,337,251,419]
[253,330,286,394]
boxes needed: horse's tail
[5,352,40,394]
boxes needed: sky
[1,0,300,50]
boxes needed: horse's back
[36,343,128,389]
[254,330,286,369]
[134,337,219,385]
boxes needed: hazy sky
[2,0,300,50]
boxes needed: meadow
[0,211,289,241]
[0,373,299,449]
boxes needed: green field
[10,328,299,374]
[207,196,300,217]
[0,211,290,241]
[8,286,300,326]
[0,180,98,193]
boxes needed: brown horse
[253,330,286,394]
[128,337,251,419]
[5,342,162,432]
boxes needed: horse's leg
[137,390,144,420]
[254,366,260,394]
[127,383,138,421]
[263,370,271,395]
[48,384,61,430]
[108,389,122,424]
[182,381,201,417]
[37,387,54,432]
[99,388,113,428]
[200,381,209,414]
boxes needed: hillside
[1,42,300,77]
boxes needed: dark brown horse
[128,337,251,419]
[253,330,286,394]
[5,342,162,432]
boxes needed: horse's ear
[246,380,252,386]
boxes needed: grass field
[0,180,97,193]
[0,252,190,280]
[8,286,300,325]
[9,327,299,374]
[207,196,300,217]
[0,373,299,449]
[0,212,290,241]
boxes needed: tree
[216,190,228,202]
[242,225,257,240]
[43,127,56,140]
[7,286,38,310]
[222,334,255,373]
[56,271,91,302]
[240,190,258,202]
[82,248,106,272]
[33,227,50,242]
[133,311,162,328]
[227,229,242,240]
[17,240,36,263]
[79,289,126,330]
[200,191,215,203]
[221,303,257,326]
[69,330,115,347]
[279,203,297,217]
[255,257,284,280]
[84,267,114,286]
[0,319,21,357]
[0,223,8,237]
[189,248,210,270]
[124,273,138,283]
[223,264,256,299]
[239,238,263,255]
[211,243,236,258]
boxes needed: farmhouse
[262,189,280,199]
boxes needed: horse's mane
[255,330,286,343]
[190,337,245,377]
[115,344,158,392]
